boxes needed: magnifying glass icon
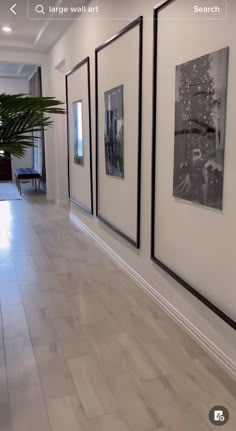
[35,4,45,14]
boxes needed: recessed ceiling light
[2,26,12,33]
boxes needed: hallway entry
[0,157,12,181]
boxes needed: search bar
[27,0,227,21]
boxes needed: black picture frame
[151,0,236,330]
[66,56,94,215]
[95,16,143,249]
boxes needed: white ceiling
[0,62,37,79]
[0,0,90,53]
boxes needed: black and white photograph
[73,100,84,165]
[173,47,229,210]
[104,85,124,178]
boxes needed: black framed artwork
[95,17,143,249]
[151,0,235,330]
[173,48,228,211]
[104,84,124,179]
[66,57,93,214]
[73,99,84,166]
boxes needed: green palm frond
[0,93,66,158]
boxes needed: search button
[35,4,45,14]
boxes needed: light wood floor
[0,192,235,431]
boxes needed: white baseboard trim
[69,211,236,381]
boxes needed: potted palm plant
[0,93,65,159]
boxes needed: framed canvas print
[173,48,228,211]
[73,99,84,166]
[104,85,124,179]
[66,57,93,214]
[151,0,235,329]
[95,17,143,248]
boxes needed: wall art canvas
[173,47,229,210]
[73,100,84,165]
[104,85,124,178]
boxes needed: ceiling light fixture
[2,26,12,33]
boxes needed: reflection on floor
[0,182,22,201]
[0,194,235,431]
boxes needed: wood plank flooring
[0,194,235,431]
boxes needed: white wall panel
[46,0,236,363]
[154,0,236,321]
[67,61,92,211]
[97,26,140,241]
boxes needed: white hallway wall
[0,76,28,94]
[0,77,33,173]
[47,0,236,373]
